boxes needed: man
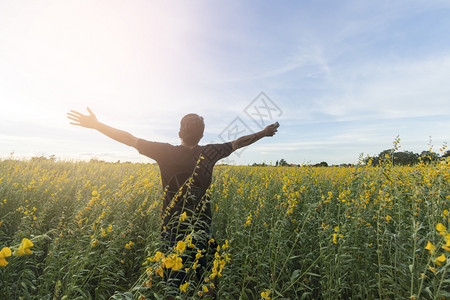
[67,107,278,297]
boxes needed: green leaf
[305,272,320,277]
[290,269,300,282]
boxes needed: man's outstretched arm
[67,107,139,148]
[231,122,279,151]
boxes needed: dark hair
[179,113,205,146]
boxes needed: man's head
[179,113,205,147]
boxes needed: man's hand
[263,122,279,137]
[67,107,99,129]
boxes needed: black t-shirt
[137,139,233,230]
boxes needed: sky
[1,0,449,165]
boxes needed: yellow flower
[261,289,271,300]
[14,238,34,256]
[22,238,33,250]
[434,254,446,266]
[108,224,112,232]
[155,266,163,277]
[222,240,229,250]
[125,241,134,249]
[164,254,183,271]
[245,214,252,226]
[164,255,175,269]
[436,223,446,233]
[202,285,209,292]
[443,236,450,251]
[444,233,450,243]
[172,255,183,271]
[180,281,189,293]
[179,212,187,222]
[195,249,204,260]
[425,241,436,254]
[151,251,165,262]
[176,240,186,254]
[0,247,12,267]
[386,215,392,222]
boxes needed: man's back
[136,139,233,229]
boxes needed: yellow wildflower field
[0,156,449,299]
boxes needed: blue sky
[1,0,449,165]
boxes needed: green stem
[417,257,432,298]
[280,253,323,294]
[377,204,382,299]
[434,262,448,300]
[274,201,313,285]
[410,224,417,297]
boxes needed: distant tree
[364,149,393,166]
[419,151,439,163]
[393,151,419,166]
[89,158,106,163]
[365,149,419,166]
[363,147,446,167]
[314,161,328,167]
[278,159,288,166]
[339,163,354,167]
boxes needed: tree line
[364,149,449,166]
[252,149,450,167]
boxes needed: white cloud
[313,56,450,120]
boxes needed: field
[0,155,449,299]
